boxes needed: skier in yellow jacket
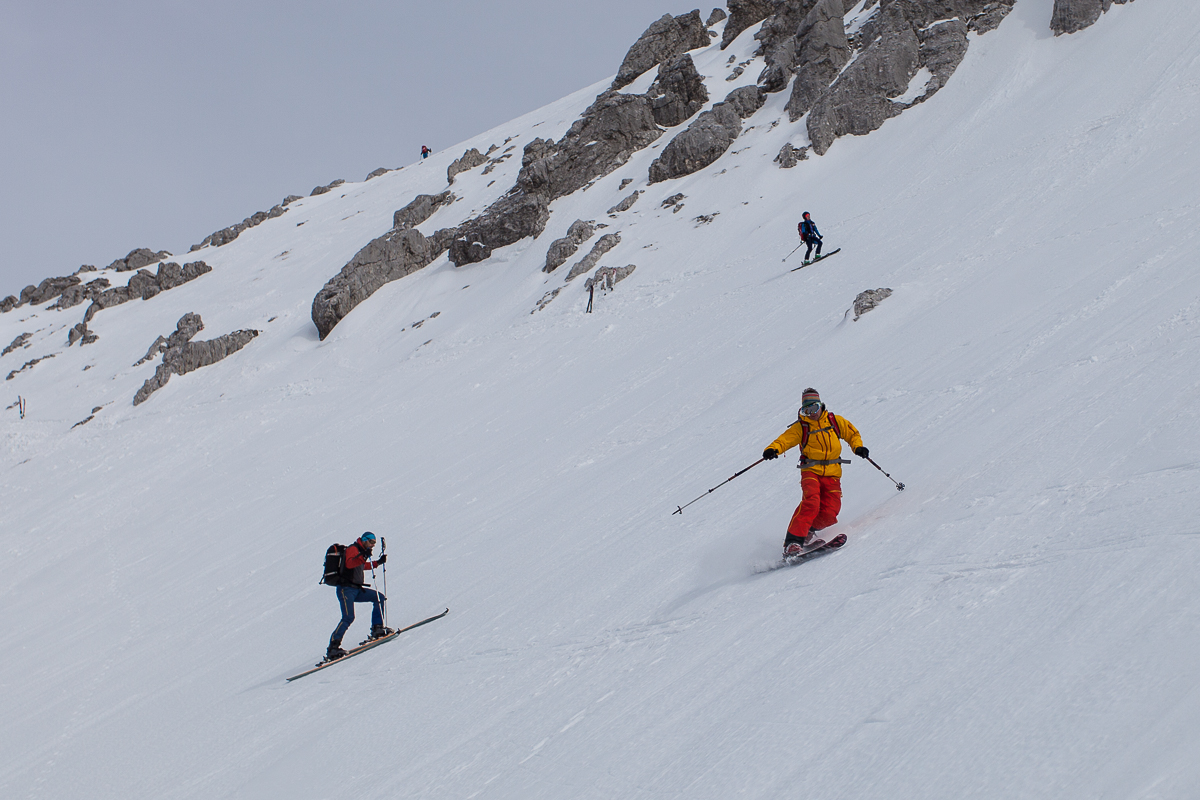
[763,388,869,556]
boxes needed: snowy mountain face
[5,0,1200,798]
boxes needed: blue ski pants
[330,586,385,643]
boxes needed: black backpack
[320,543,349,586]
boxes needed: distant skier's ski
[286,608,449,682]
[756,533,847,572]
[790,248,841,272]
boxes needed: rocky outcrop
[190,204,287,251]
[518,91,664,202]
[805,4,920,155]
[6,353,56,382]
[365,167,392,180]
[133,313,259,405]
[2,333,31,357]
[448,191,550,267]
[50,277,110,310]
[566,233,622,281]
[83,261,212,316]
[312,227,451,340]
[853,288,893,320]
[648,54,709,128]
[775,142,808,167]
[612,11,711,90]
[447,148,489,184]
[1051,0,1132,35]
[106,248,171,272]
[608,191,643,215]
[786,0,852,120]
[392,191,455,230]
[67,320,98,346]
[721,0,775,49]
[648,85,763,184]
[544,220,597,273]
[754,0,819,93]
[310,179,346,196]
[706,8,728,26]
[585,265,637,293]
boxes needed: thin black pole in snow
[782,243,803,263]
[586,283,594,313]
[380,536,388,628]
[673,458,765,515]
[864,455,905,491]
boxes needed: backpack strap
[827,412,842,440]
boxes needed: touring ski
[286,608,449,682]
[790,248,841,271]
[756,533,847,572]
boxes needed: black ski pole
[673,458,765,515]
[864,455,905,491]
[782,243,803,263]
[380,536,388,628]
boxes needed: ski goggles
[799,402,822,418]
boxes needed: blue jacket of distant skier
[799,219,821,242]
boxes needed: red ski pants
[787,474,842,537]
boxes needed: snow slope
[3,1,1200,797]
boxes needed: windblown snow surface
[3,1,1199,798]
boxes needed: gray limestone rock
[612,10,711,90]
[775,142,808,167]
[50,277,110,310]
[722,85,767,119]
[608,191,643,215]
[648,102,743,183]
[662,193,686,207]
[0,295,17,313]
[787,0,853,120]
[915,20,969,103]
[6,353,56,381]
[392,191,455,230]
[21,276,82,307]
[107,248,171,272]
[312,228,439,339]
[1051,0,1129,35]
[310,179,346,197]
[447,148,489,184]
[3,332,32,357]
[754,0,820,94]
[706,8,728,25]
[365,167,391,180]
[566,233,622,281]
[853,287,893,320]
[585,264,637,292]
[448,191,551,267]
[283,194,303,205]
[544,220,597,273]
[133,314,258,405]
[517,91,664,202]
[807,5,920,155]
[721,0,776,49]
[191,203,288,251]
[649,53,710,128]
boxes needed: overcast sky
[0,0,703,296]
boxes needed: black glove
[376,553,387,565]
[763,448,779,460]
[854,446,869,458]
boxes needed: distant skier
[762,389,869,557]
[327,532,392,661]
[421,145,431,159]
[798,212,823,264]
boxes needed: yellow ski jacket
[766,409,864,478]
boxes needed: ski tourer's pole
[864,455,905,491]
[380,536,389,628]
[673,458,765,515]
[782,243,803,263]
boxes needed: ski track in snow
[3,2,1200,798]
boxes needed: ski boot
[783,530,819,557]
[367,625,395,642]
[325,640,348,662]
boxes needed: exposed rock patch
[133,313,259,405]
[722,0,775,49]
[83,261,212,317]
[3,333,32,357]
[392,191,455,230]
[566,233,622,281]
[191,204,287,251]
[1051,0,1133,35]
[106,248,171,273]
[775,142,808,167]
[648,54,710,128]
[544,220,597,273]
[787,0,853,120]
[585,265,637,293]
[6,353,56,381]
[612,11,711,90]
[448,192,550,267]
[447,148,489,184]
[608,191,643,216]
[706,8,728,26]
[648,102,744,184]
[310,179,346,196]
[312,226,455,340]
[853,288,893,320]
